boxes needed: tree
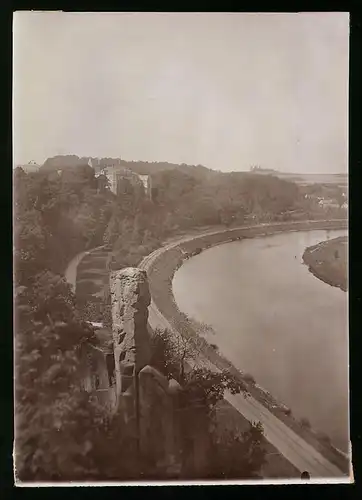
[13,163,152,481]
[182,368,248,411]
[17,271,76,323]
[149,329,264,479]
[335,188,346,209]
[14,165,113,282]
[96,174,110,193]
[14,209,47,285]
[300,417,311,429]
[150,328,196,383]
[14,273,143,482]
[207,422,266,479]
[151,328,248,401]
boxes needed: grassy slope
[303,236,347,292]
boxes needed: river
[172,229,349,452]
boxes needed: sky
[13,12,349,173]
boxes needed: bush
[81,301,104,323]
[300,417,311,429]
[318,432,332,445]
[208,422,266,480]
[243,372,256,385]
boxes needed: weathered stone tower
[110,268,151,406]
[109,267,182,473]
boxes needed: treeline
[38,156,336,272]
[41,154,216,178]
[14,163,120,480]
[103,165,318,272]
[14,156,341,315]
[13,156,337,480]
[14,164,114,285]
[151,168,304,226]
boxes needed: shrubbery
[14,165,114,284]
[300,417,311,429]
[14,157,344,481]
[149,328,266,478]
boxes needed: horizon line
[13,157,348,177]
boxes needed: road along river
[139,221,349,479]
[173,229,348,453]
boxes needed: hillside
[249,168,347,187]
[41,155,348,188]
[15,160,276,481]
[40,155,217,180]
[14,163,115,285]
[35,157,347,264]
[14,156,348,481]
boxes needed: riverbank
[303,236,347,292]
[143,220,349,475]
[65,220,349,475]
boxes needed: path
[64,245,105,292]
[139,222,348,479]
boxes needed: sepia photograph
[13,11,350,485]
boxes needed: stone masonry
[109,267,182,473]
[110,267,151,405]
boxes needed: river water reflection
[172,229,349,452]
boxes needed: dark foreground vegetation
[14,157,347,481]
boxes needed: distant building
[94,165,121,195]
[250,166,277,174]
[90,158,152,198]
[16,161,41,174]
[138,174,153,198]
[318,199,339,209]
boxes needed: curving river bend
[172,229,349,452]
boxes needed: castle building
[89,158,152,198]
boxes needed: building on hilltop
[89,158,152,198]
[138,174,153,198]
[318,198,339,209]
[16,161,41,174]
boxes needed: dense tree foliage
[150,328,266,478]
[37,155,346,276]
[14,266,144,481]
[14,156,345,480]
[13,165,132,481]
[15,274,92,480]
[14,165,114,284]
[100,161,322,271]
[208,422,266,479]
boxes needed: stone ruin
[110,267,182,474]
[110,267,151,400]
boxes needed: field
[252,171,348,187]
